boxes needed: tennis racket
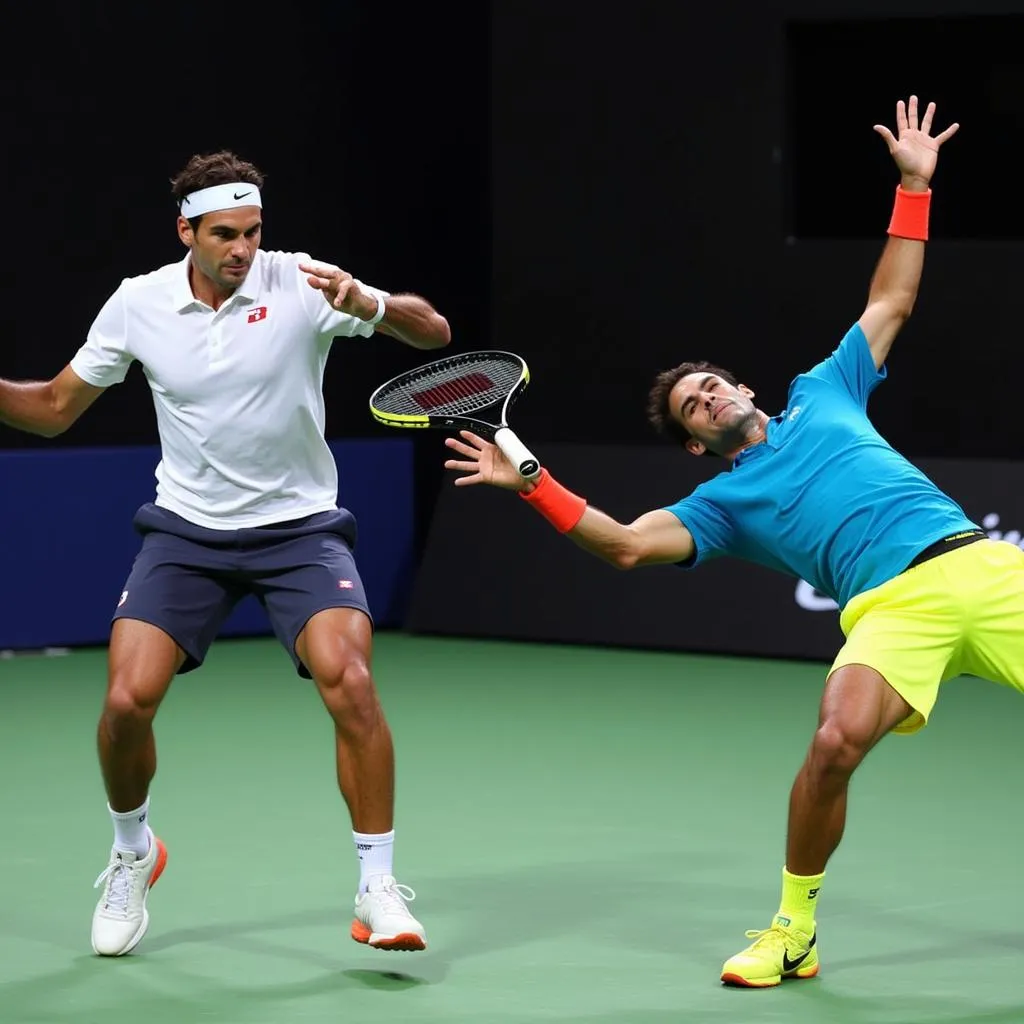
[369,350,541,480]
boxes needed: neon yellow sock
[773,867,824,934]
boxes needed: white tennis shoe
[351,875,426,951]
[91,837,168,956]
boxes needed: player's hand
[299,262,380,320]
[873,96,959,191]
[444,430,527,491]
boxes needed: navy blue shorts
[113,503,372,678]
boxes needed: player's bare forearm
[557,505,693,570]
[0,378,66,437]
[375,294,451,350]
[859,230,924,369]
[559,506,642,568]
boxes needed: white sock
[354,829,395,893]
[109,797,152,858]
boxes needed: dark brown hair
[170,151,265,226]
[646,360,739,450]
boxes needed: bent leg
[296,607,394,834]
[93,509,244,956]
[257,523,425,948]
[99,619,185,811]
[795,572,967,872]
[92,618,182,956]
[786,664,912,875]
[724,569,963,987]
[104,520,244,810]
[297,608,426,949]
[721,665,914,987]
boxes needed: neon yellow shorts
[830,539,1024,734]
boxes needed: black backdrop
[4,2,1023,533]
[1,3,490,460]
[489,0,1024,462]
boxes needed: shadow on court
[342,968,427,989]
[826,907,1024,976]
[0,958,420,1024]
[0,854,723,1022]
[130,852,727,971]
[4,872,1024,1024]
[563,1000,1024,1024]
[793,987,1024,1024]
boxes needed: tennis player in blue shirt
[442,97,1012,987]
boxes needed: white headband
[180,182,263,218]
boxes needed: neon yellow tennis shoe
[720,918,818,987]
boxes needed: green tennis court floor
[2,632,1022,1023]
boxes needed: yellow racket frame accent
[369,408,432,429]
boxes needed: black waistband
[905,529,987,572]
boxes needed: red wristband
[519,468,587,533]
[887,186,931,241]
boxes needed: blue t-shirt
[664,323,977,608]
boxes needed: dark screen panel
[785,14,1024,239]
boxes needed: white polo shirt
[70,249,387,529]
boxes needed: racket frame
[369,351,541,480]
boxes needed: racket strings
[376,359,523,416]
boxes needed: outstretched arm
[859,95,959,370]
[564,505,695,569]
[444,430,695,569]
[0,365,105,438]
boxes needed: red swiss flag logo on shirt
[247,306,268,324]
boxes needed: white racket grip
[494,427,541,481]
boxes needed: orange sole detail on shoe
[149,840,168,889]
[721,963,818,988]
[370,933,426,952]
[350,920,426,951]
[721,973,782,988]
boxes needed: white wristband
[363,288,387,326]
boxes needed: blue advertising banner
[0,440,414,651]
